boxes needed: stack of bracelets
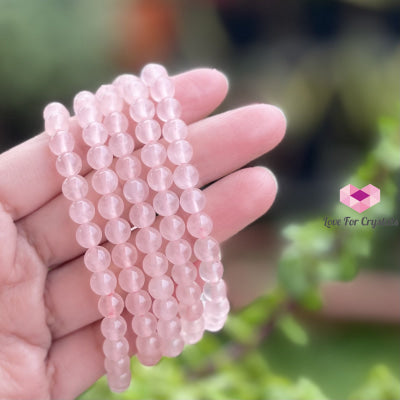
[43,63,230,392]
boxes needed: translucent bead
[147,166,173,191]
[98,193,124,220]
[109,132,134,158]
[141,63,168,86]
[181,316,204,333]
[173,164,199,189]
[73,90,96,114]
[76,222,102,248]
[45,113,69,135]
[180,188,206,214]
[115,75,149,104]
[125,290,151,315]
[132,312,157,337]
[76,105,102,128]
[148,275,174,300]
[112,243,138,269]
[103,337,129,361]
[69,199,95,224]
[82,122,108,147]
[141,142,166,167]
[204,297,230,319]
[204,314,228,332]
[151,76,175,101]
[123,178,149,203]
[165,239,192,265]
[87,144,113,170]
[107,371,131,393]
[199,261,223,283]
[49,130,74,155]
[179,300,204,321]
[159,215,185,241]
[96,84,123,115]
[105,218,131,244]
[103,111,129,135]
[91,168,118,195]
[161,336,184,358]
[118,267,145,292]
[101,316,127,340]
[105,355,130,374]
[136,334,161,359]
[84,246,111,272]
[203,279,227,302]
[143,252,168,277]
[129,202,155,228]
[153,297,178,320]
[135,227,162,254]
[194,236,221,262]
[129,98,155,122]
[136,351,162,367]
[98,293,124,317]
[135,119,161,144]
[56,152,82,177]
[176,282,201,305]
[157,98,181,121]
[90,270,117,295]
[153,190,179,216]
[181,327,204,344]
[162,119,188,143]
[167,140,193,165]
[157,317,181,339]
[116,155,142,181]
[171,262,197,285]
[62,175,88,201]
[43,102,69,120]
[187,212,213,238]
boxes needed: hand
[0,68,285,400]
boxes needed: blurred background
[0,1,399,399]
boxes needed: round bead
[161,336,184,358]
[91,168,118,195]
[187,212,213,238]
[101,316,127,340]
[90,270,117,295]
[84,246,111,272]
[103,111,129,135]
[118,267,145,292]
[151,76,175,101]
[199,261,223,283]
[181,316,205,334]
[116,75,149,104]
[162,119,188,142]
[107,371,131,393]
[116,155,142,181]
[73,91,96,114]
[167,139,193,165]
[171,262,197,285]
[62,175,88,201]
[153,297,178,320]
[203,279,227,302]
[129,202,155,228]
[109,133,134,158]
[181,327,204,345]
[76,222,102,248]
[125,290,151,315]
[123,178,149,203]
[136,334,162,358]
[98,293,124,317]
[153,190,179,216]
[148,275,174,300]
[135,119,161,144]
[105,218,131,244]
[176,282,201,305]
[141,63,167,86]
[76,105,102,128]
[112,243,138,269]
[103,337,129,361]
[179,300,204,321]
[159,215,185,241]
[204,314,228,332]
[96,84,123,115]
[45,113,69,135]
[43,102,69,120]
[98,193,124,220]
[49,130,74,155]
[87,145,113,170]
[135,227,162,254]
[157,98,181,121]
[104,355,130,374]
[136,351,162,367]
[132,312,157,337]
[69,199,95,224]
[147,166,173,191]
[141,142,166,167]
[204,297,230,319]
[194,236,221,262]
[56,152,82,177]
[157,317,181,339]
[82,122,108,147]
[173,164,199,189]
[165,239,192,265]
[180,188,206,214]
[129,98,155,122]
[143,252,168,277]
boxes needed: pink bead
[129,202,155,228]
[204,314,228,332]
[109,132,134,158]
[199,261,223,283]
[91,168,118,195]
[73,91,96,114]
[147,166,173,191]
[43,102,69,120]
[159,215,185,241]
[76,105,102,129]
[105,355,130,374]
[143,252,168,277]
[90,270,117,295]
[173,164,199,189]
[141,142,166,167]
[204,297,230,319]
[103,337,129,361]
[45,113,69,135]
[103,111,129,135]
[176,282,201,305]
[101,316,127,340]
[157,317,181,339]
[98,193,124,220]
[171,262,197,285]
[132,312,157,337]
[105,218,131,244]
[56,152,82,177]
[180,188,206,214]
[187,212,213,238]
[136,351,162,367]
[165,239,192,265]
[181,316,204,334]
[141,63,167,86]
[84,246,111,272]
[125,290,151,315]
[194,236,221,262]
[62,175,88,201]
[153,297,178,320]
[112,243,138,268]
[115,75,149,104]
[87,144,113,170]
[135,227,162,254]
[98,293,124,317]
[203,279,227,302]
[123,178,149,203]
[129,98,155,122]
[116,155,142,181]
[148,275,174,300]
[69,199,95,224]
[76,222,102,248]
[161,336,184,358]
[157,98,181,121]
[82,122,108,147]
[135,119,161,144]
[153,190,179,216]
[181,326,204,344]
[162,119,188,143]
[136,334,161,357]
[118,267,145,292]
[151,76,175,101]
[49,130,75,155]
[107,371,131,393]
[96,84,123,115]
[179,300,204,321]
[167,139,193,165]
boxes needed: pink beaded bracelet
[44,63,229,393]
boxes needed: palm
[0,69,285,400]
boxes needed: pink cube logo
[340,184,380,213]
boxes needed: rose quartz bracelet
[44,63,229,393]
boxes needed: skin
[0,68,286,400]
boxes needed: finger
[47,167,277,399]
[18,104,285,267]
[0,68,229,221]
